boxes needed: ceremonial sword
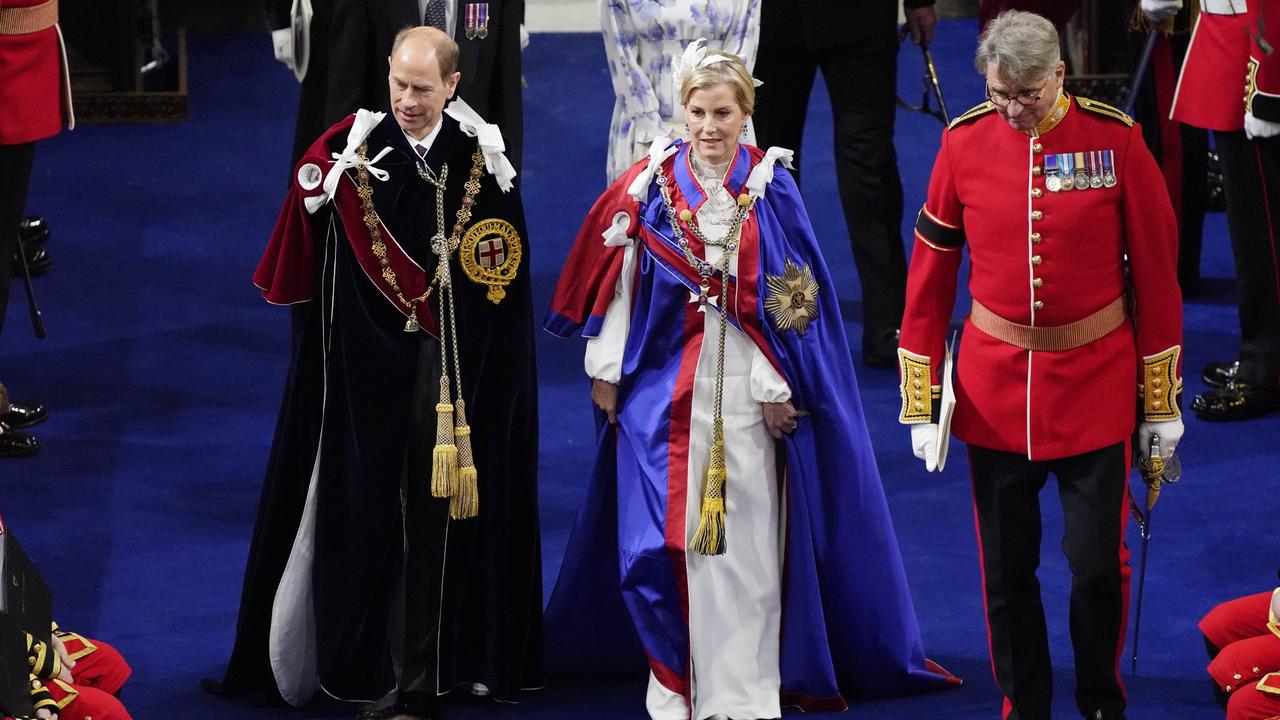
[897,29,951,125]
[1128,433,1181,674]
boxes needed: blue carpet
[2,20,1274,719]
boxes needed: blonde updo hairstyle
[678,52,755,116]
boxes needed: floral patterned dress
[601,0,761,182]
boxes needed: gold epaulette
[948,101,997,129]
[1076,96,1135,127]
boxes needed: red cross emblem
[477,237,506,269]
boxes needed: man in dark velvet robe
[208,27,540,720]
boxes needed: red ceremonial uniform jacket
[899,94,1183,461]
[1171,0,1254,131]
[0,0,73,145]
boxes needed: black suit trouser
[1214,129,1280,389]
[752,31,906,347]
[0,142,37,342]
[968,441,1131,720]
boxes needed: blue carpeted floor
[3,19,1276,719]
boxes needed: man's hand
[1246,111,1280,139]
[1136,418,1184,459]
[762,401,802,440]
[1140,0,1182,22]
[591,379,619,424]
[904,5,937,46]
[271,27,295,68]
[35,709,56,720]
[911,423,939,472]
[51,634,74,683]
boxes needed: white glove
[1136,418,1183,459]
[271,27,295,68]
[1246,110,1280,139]
[911,423,939,472]
[1141,0,1182,21]
[1270,588,1280,622]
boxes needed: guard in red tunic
[1169,0,1280,419]
[1200,587,1280,719]
[0,0,73,456]
[898,11,1184,720]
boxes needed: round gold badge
[460,218,522,303]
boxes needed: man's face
[984,60,1064,132]
[387,45,460,139]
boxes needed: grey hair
[974,10,1061,87]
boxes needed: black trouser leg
[0,142,37,343]
[752,42,817,175]
[1214,129,1280,388]
[968,445,1053,720]
[1052,442,1130,716]
[396,335,447,713]
[820,31,907,345]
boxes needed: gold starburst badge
[764,259,820,336]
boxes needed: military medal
[1089,151,1104,189]
[1102,149,1117,188]
[1060,153,1075,191]
[465,3,489,39]
[1073,151,1090,191]
[1044,154,1062,192]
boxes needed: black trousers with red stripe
[968,441,1131,720]
[1215,130,1280,389]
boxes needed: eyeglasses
[986,77,1051,107]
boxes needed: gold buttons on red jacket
[1030,232,1041,243]
[1032,278,1043,288]
[1033,300,1044,310]
[1032,255,1042,265]
[1032,142,1043,153]
[1031,188,1043,198]
[1031,210,1043,221]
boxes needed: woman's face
[685,83,748,166]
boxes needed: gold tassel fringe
[449,400,479,519]
[431,376,458,498]
[690,419,727,556]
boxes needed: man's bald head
[387,25,461,140]
[390,26,459,80]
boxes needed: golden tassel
[690,418,727,556]
[449,398,479,519]
[431,374,458,498]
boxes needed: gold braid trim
[1141,345,1182,421]
[898,349,937,423]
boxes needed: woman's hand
[762,401,804,440]
[51,634,74,683]
[592,379,620,424]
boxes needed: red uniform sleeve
[1121,123,1184,420]
[898,128,964,423]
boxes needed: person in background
[899,11,1183,720]
[1159,0,1280,421]
[599,0,759,183]
[1200,582,1280,720]
[0,0,67,458]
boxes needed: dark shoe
[1082,710,1125,720]
[862,327,900,369]
[18,216,50,249]
[356,700,442,720]
[1201,360,1239,389]
[2,402,47,429]
[1192,380,1280,420]
[0,423,39,457]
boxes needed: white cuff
[749,347,791,403]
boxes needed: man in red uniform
[1200,586,1280,719]
[899,11,1184,720]
[0,0,71,456]
[1170,0,1280,420]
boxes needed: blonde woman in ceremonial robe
[545,47,959,720]
[601,0,760,182]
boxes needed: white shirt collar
[402,116,444,157]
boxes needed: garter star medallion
[460,218,522,303]
[764,259,820,336]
